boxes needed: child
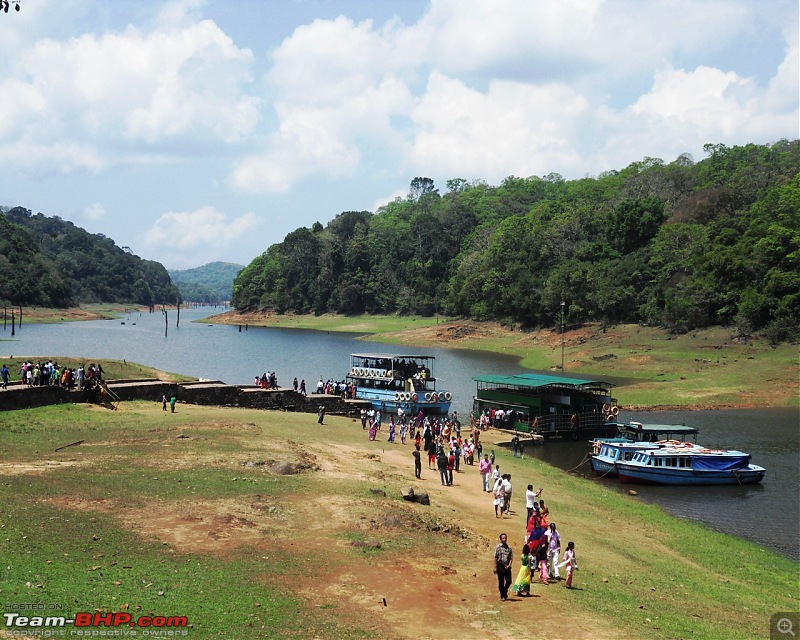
[412,444,422,479]
[511,544,532,596]
[536,538,549,585]
[560,541,578,588]
[489,449,495,465]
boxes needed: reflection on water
[1,308,798,560]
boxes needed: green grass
[497,453,799,640]
[0,500,359,638]
[0,402,796,639]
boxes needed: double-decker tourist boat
[345,353,452,416]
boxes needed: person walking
[546,522,561,580]
[493,533,513,601]
[161,394,167,411]
[437,448,449,486]
[511,432,520,457]
[412,444,422,479]
[1,364,9,389]
[169,394,177,413]
[317,406,325,424]
[492,474,506,518]
[560,541,578,588]
[479,454,492,492]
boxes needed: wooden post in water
[18,305,21,328]
[176,303,180,328]
[162,307,168,337]
[11,309,15,336]
[3,307,6,331]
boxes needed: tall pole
[560,300,565,372]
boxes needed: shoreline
[209,309,800,411]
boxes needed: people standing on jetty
[293,377,298,392]
[299,379,306,396]
[493,533,513,601]
[360,408,367,429]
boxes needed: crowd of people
[357,405,581,602]
[1,360,105,391]
[489,455,579,599]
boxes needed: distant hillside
[1,207,180,308]
[169,261,242,303]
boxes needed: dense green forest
[233,141,800,342]
[0,207,180,308]
[169,261,242,304]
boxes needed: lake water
[1,306,798,560]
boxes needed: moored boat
[615,446,766,485]
[589,440,664,477]
[611,421,699,443]
[346,353,452,416]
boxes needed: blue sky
[0,0,796,269]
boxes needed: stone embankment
[0,379,367,415]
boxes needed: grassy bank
[211,311,800,409]
[0,402,795,639]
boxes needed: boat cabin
[472,373,618,438]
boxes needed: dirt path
[283,425,624,640]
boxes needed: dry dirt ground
[11,417,626,640]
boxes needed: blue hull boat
[616,446,766,485]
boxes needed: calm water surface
[1,307,798,559]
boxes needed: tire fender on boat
[424,393,432,402]
[611,405,620,417]
[444,391,452,401]
[394,392,401,401]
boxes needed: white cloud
[84,203,106,221]
[0,11,259,174]
[144,207,258,266]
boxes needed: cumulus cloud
[84,203,106,221]
[0,8,259,175]
[229,0,796,193]
[144,207,258,266]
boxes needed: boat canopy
[474,373,614,392]
[691,455,750,471]
[352,353,435,361]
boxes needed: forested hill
[0,207,180,308]
[233,140,800,342]
[169,261,243,304]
